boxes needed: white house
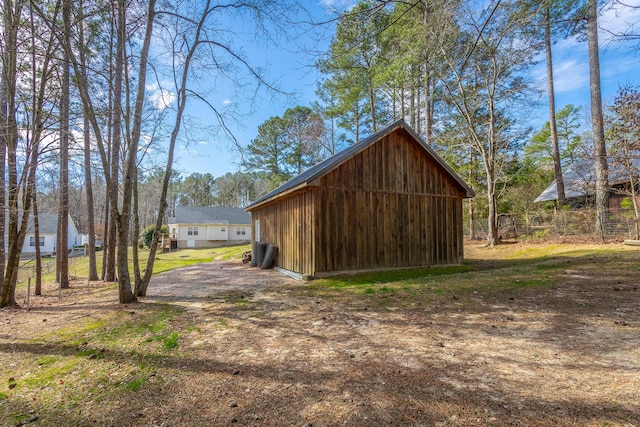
[167,206,251,249]
[21,212,80,256]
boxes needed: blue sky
[168,0,640,178]
[540,1,640,109]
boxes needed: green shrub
[142,225,169,248]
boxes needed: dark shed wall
[250,189,314,276]
[313,129,465,275]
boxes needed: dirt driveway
[145,260,299,308]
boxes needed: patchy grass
[0,303,187,425]
[15,244,251,292]
[147,244,250,275]
[314,265,475,289]
[306,242,640,306]
[309,262,534,301]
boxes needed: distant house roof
[168,206,251,225]
[246,119,475,211]
[34,213,59,234]
[7,212,75,235]
[534,158,640,203]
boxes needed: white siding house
[21,213,80,256]
[167,207,251,249]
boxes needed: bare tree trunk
[112,0,136,304]
[400,86,405,120]
[392,87,397,119]
[101,27,113,282]
[424,76,433,146]
[104,139,118,284]
[468,199,476,240]
[354,106,360,143]
[587,0,609,240]
[78,0,99,281]
[1,0,27,308]
[468,148,476,240]
[416,82,421,136]
[486,102,499,246]
[83,115,99,280]
[410,85,416,129]
[0,80,8,307]
[0,78,6,303]
[629,174,640,240]
[33,194,42,295]
[58,0,71,289]
[421,0,434,146]
[485,164,499,246]
[28,0,59,296]
[104,6,117,283]
[29,0,42,296]
[113,0,156,299]
[102,188,111,280]
[545,2,566,208]
[132,166,142,289]
[368,81,377,133]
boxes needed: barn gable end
[246,120,474,278]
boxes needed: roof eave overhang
[245,182,309,212]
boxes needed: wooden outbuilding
[245,120,475,278]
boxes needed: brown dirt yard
[1,242,639,426]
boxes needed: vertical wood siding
[314,129,465,274]
[251,189,315,276]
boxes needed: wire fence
[16,250,87,285]
[466,207,640,242]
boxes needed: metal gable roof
[245,119,475,211]
[534,157,640,203]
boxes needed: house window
[188,226,199,236]
[30,236,45,247]
[221,227,226,232]
[236,227,246,236]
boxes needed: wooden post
[27,278,31,311]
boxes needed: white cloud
[318,0,357,13]
[599,0,640,43]
[554,36,582,53]
[146,83,176,110]
[222,99,232,105]
[550,58,590,93]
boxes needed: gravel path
[145,260,298,308]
